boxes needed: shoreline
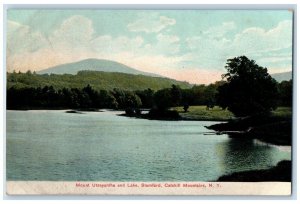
[217,160,291,182]
[7,108,292,146]
[118,113,228,122]
[7,108,229,122]
[206,115,292,146]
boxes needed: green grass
[271,107,292,118]
[172,106,292,121]
[172,106,235,121]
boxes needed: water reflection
[216,137,289,175]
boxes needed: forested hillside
[7,70,192,91]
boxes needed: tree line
[6,83,218,111]
[7,69,191,92]
[7,76,292,114]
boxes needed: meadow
[173,106,292,121]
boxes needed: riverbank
[120,109,182,121]
[121,106,292,146]
[206,113,292,146]
[173,106,291,121]
[120,106,234,121]
[217,160,291,182]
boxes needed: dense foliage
[7,81,223,112]
[7,63,292,113]
[277,79,293,107]
[7,70,191,91]
[217,56,282,117]
[7,83,220,111]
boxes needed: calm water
[6,110,291,181]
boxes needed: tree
[217,56,279,117]
[82,84,97,108]
[170,84,182,107]
[183,103,189,112]
[123,92,142,115]
[190,85,206,105]
[278,80,292,107]
[124,92,142,109]
[153,88,173,111]
[135,88,154,108]
[111,89,126,109]
[99,90,118,109]
[203,84,217,110]
[26,70,32,75]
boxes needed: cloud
[233,20,292,54]
[127,13,176,33]
[184,20,293,72]
[231,20,293,69]
[258,56,292,63]
[203,21,236,38]
[50,15,94,50]
[7,20,48,55]
[143,33,180,55]
[91,35,144,53]
[7,16,98,71]
[7,15,182,79]
[6,14,293,84]
[185,21,235,58]
[157,33,179,44]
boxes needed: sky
[6,10,293,84]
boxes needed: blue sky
[7,10,293,84]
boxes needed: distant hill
[271,71,292,82]
[7,70,192,91]
[37,58,161,77]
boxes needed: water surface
[6,110,291,181]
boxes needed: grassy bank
[271,107,293,118]
[172,106,291,121]
[122,106,233,121]
[172,106,235,121]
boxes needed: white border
[6,181,292,196]
[1,0,299,202]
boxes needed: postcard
[6,8,293,195]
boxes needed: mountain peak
[271,71,292,82]
[37,58,161,77]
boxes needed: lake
[6,110,291,181]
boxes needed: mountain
[37,58,161,77]
[8,70,192,91]
[271,71,292,82]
